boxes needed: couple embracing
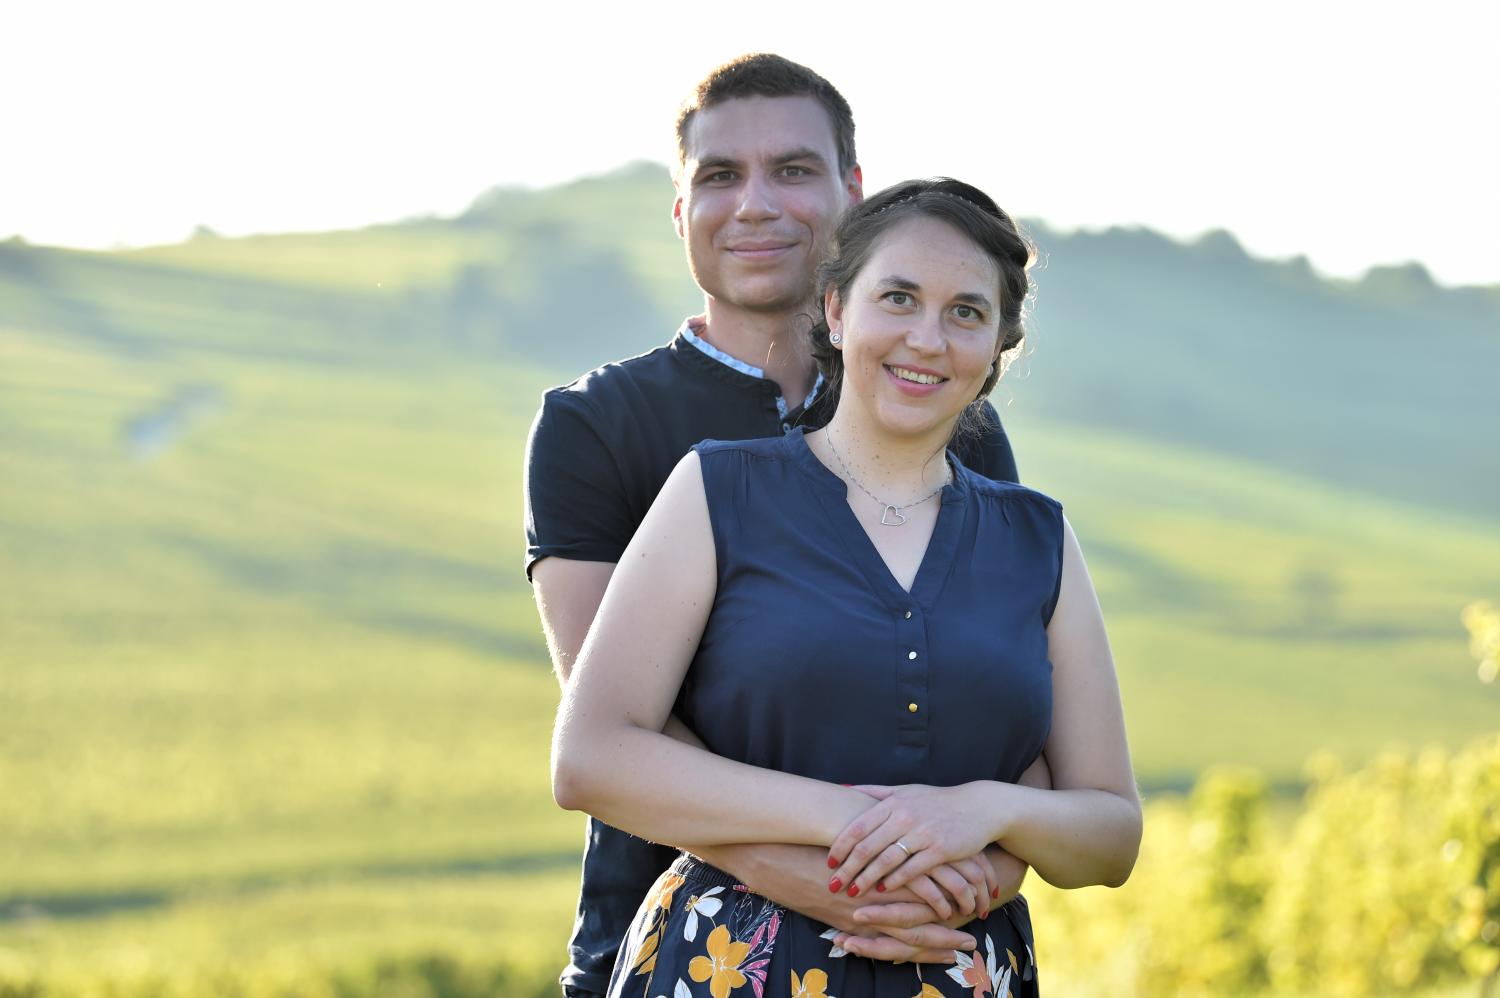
[528,54,1140,998]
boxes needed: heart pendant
[881,504,908,526]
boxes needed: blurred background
[3,2,1498,995]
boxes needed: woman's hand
[827,783,999,897]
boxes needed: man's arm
[531,557,614,684]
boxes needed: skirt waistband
[668,852,745,894]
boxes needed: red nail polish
[827,856,839,869]
[876,883,886,893]
[847,885,860,897]
[980,908,990,918]
[991,887,1000,900]
[840,783,852,787]
[829,878,842,893]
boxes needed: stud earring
[829,330,843,345]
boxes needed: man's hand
[693,842,1027,965]
[828,909,976,964]
[831,845,1028,962]
[692,842,979,963]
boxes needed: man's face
[674,95,862,315]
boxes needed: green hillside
[1,163,1497,994]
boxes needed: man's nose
[734,172,782,222]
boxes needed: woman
[553,179,1141,997]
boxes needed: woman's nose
[904,313,944,353]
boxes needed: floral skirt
[607,853,1038,998]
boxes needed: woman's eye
[886,292,912,306]
[953,304,983,322]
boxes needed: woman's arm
[1003,513,1141,885]
[551,451,875,847]
[826,516,1142,892]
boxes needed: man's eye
[709,171,735,183]
[782,166,809,178]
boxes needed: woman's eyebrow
[874,277,995,311]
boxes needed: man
[525,54,1024,998]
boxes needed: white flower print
[945,934,1013,997]
[682,885,725,942]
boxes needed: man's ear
[672,191,686,239]
[846,164,864,206]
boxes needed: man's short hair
[675,53,857,176]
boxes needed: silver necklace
[824,426,951,526]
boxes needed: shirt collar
[678,317,825,418]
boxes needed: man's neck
[696,300,819,407]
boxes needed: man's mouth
[886,365,947,386]
[727,242,795,258]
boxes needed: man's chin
[714,284,815,315]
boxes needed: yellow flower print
[630,872,688,975]
[688,923,751,998]
[791,967,835,998]
[910,985,945,998]
[647,872,687,912]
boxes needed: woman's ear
[825,287,844,346]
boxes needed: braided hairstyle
[805,178,1034,441]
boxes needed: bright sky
[5,0,1498,286]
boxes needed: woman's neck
[818,403,954,504]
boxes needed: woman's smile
[884,364,949,395]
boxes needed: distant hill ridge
[2,161,1496,520]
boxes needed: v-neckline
[786,427,966,608]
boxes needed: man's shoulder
[540,340,684,417]
[960,463,1062,514]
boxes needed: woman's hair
[805,178,1035,441]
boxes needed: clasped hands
[824,782,1017,964]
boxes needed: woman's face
[827,214,1003,439]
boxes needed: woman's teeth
[888,366,945,385]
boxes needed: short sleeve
[1039,501,1066,627]
[523,389,636,580]
[954,400,1020,484]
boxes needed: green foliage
[1028,735,1500,996]
[1138,769,1271,993]
[1464,600,1500,684]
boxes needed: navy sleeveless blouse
[678,428,1064,790]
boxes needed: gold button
[908,650,918,660]
[904,610,913,619]
[908,702,919,713]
